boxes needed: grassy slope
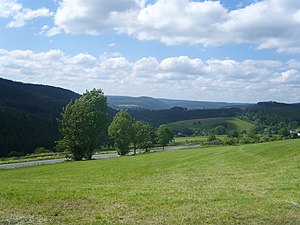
[169,117,255,133]
[0,139,299,224]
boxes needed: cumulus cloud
[7,8,53,28]
[49,0,300,53]
[53,0,143,35]
[271,69,300,83]
[0,0,21,18]
[0,49,299,102]
[134,0,228,45]
[0,0,52,28]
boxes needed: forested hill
[128,107,243,126]
[251,101,300,122]
[107,96,170,110]
[0,78,81,111]
[107,95,251,110]
[0,78,81,157]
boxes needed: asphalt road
[0,153,119,169]
[0,145,199,169]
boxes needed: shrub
[8,151,24,157]
[34,147,50,154]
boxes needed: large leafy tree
[108,110,134,156]
[157,124,174,150]
[56,89,108,160]
[134,120,155,153]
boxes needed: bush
[208,134,217,142]
[214,125,226,135]
[209,140,224,145]
[239,137,255,144]
[229,130,240,138]
[224,137,237,145]
[8,151,24,157]
[34,147,50,154]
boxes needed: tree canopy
[108,110,134,156]
[157,124,174,150]
[133,120,155,153]
[56,89,108,160]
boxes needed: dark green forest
[128,107,243,126]
[1,78,299,157]
[0,78,80,157]
[241,102,300,134]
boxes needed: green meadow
[0,139,299,224]
[169,117,255,133]
[174,135,228,145]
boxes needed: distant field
[0,139,299,224]
[174,135,227,145]
[169,117,255,133]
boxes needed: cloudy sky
[0,0,300,103]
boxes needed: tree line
[57,89,174,160]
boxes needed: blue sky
[0,0,300,103]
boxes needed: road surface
[0,154,119,169]
[0,145,199,169]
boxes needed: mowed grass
[169,117,255,133]
[0,140,299,224]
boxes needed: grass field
[174,135,227,145]
[0,139,299,224]
[169,117,255,133]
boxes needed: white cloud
[45,26,61,36]
[50,0,300,53]
[0,0,21,18]
[0,49,299,102]
[108,43,117,47]
[160,56,204,75]
[134,0,228,45]
[271,69,300,83]
[53,0,142,35]
[0,0,52,28]
[133,57,159,77]
[7,7,53,28]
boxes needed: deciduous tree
[108,110,134,155]
[134,120,155,153]
[157,124,174,150]
[56,89,108,160]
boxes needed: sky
[0,0,300,103]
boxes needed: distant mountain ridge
[159,98,251,109]
[0,78,81,108]
[107,95,252,110]
[107,96,170,110]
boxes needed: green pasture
[169,117,255,133]
[174,135,227,145]
[0,139,299,224]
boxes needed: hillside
[169,117,255,134]
[249,101,300,122]
[107,95,251,110]
[107,96,169,110]
[0,78,81,157]
[128,107,243,126]
[159,98,251,109]
[0,139,299,224]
